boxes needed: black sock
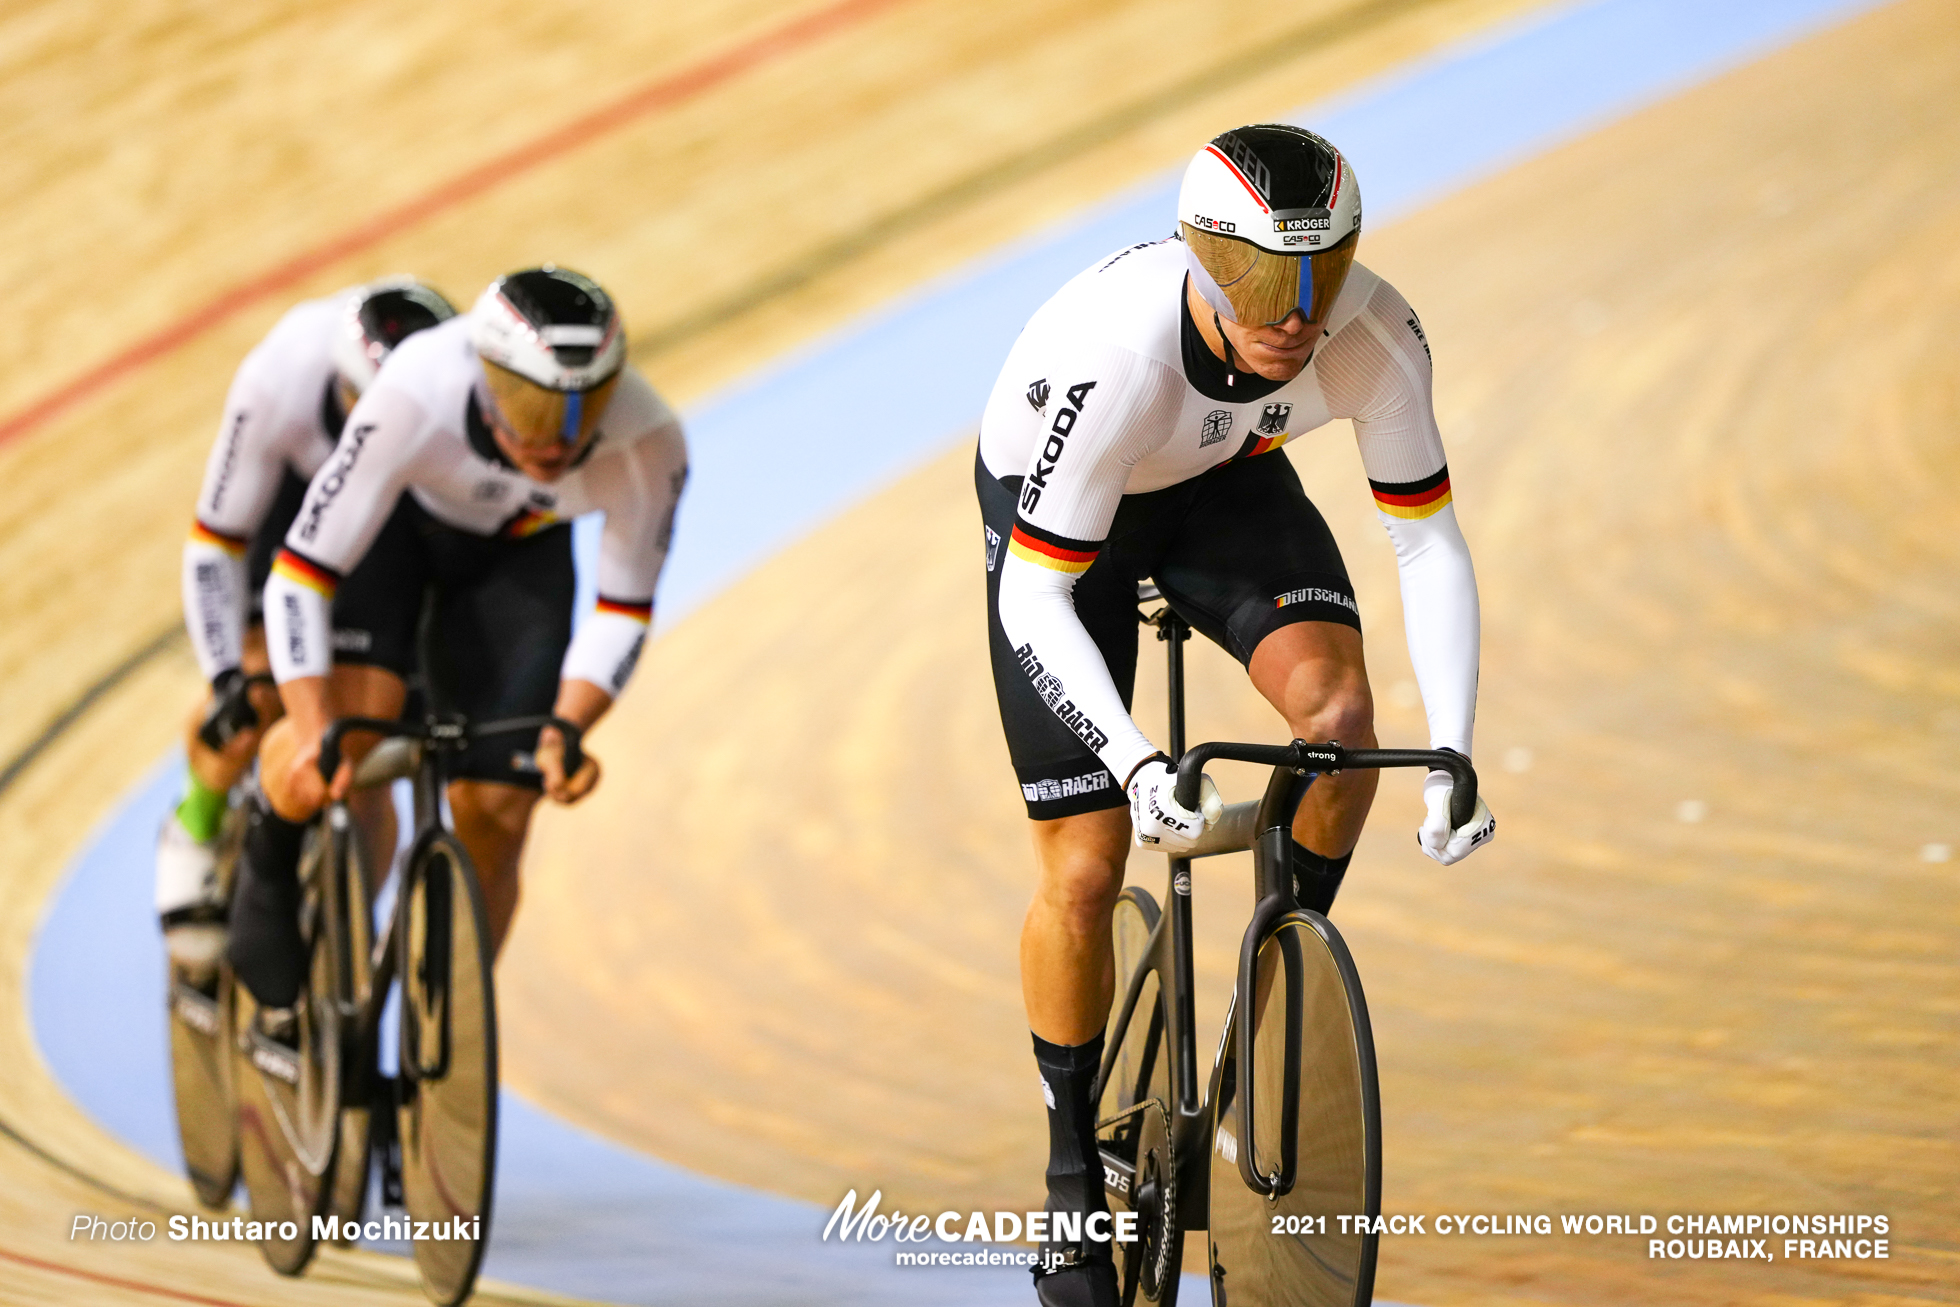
[1291,840,1353,914]
[225,797,308,1008]
[1031,1032,1110,1241]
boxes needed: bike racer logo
[610,633,645,694]
[206,411,247,514]
[984,524,1002,572]
[1021,771,1110,804]
[1406,312,1432,362]
[295,422,374,542]
[281,593,306,668]
[1019,381,1097,514]
[1199,410,1233,447]
[1256,403,1291,436]
[1026,378,1050,412]
[1012,642,1110,753]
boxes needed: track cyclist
[159,278,457,973]
[977,125,1495,1304]
[226,266,687,1026]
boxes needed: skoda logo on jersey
[1199,410,1233,448]
[296,422,374,542]
[1026,378,1050,413]
[1018,380,1098,513]
[1257,403,1291,436]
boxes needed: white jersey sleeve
[1316,278,1479,756]
[993,346,1185,784]
[561,378,688,699]
[181,347,328,680]
[262,387,428,683]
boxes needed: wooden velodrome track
[2,2,1955,1306]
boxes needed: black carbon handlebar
[196,672,278,752]
[318,714,585,785]
[1176,740,1477,829]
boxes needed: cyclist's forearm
[1385,506,1479,755]
[553,678,613,733]
[276,674,333,738]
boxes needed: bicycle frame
[317,714,583,1102]
[1097,599,1477,1218]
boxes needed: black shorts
[245,471,310,627]
[979,448,1359,820]
[331,498,576,789]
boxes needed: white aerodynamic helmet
[469,266,626,448]
[331,277,457,394]
[1178,124,1362,327]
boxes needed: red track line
[0,1243,268,1307]
[0,0,912,452]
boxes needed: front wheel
[396,830,498,1307]
[1206,911,1379,1307]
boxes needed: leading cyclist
[976,125,1494,1304]
[158,278,456,973]
[227,266,687,1024]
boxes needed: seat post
[1155,601,1201,1114]
[1159,606,1190,754]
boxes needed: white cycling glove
[1419,768,1495,865]
[1127,756,1222,853]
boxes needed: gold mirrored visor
[1183,224,1358,327]
[482,361,619,450]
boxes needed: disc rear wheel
[1100,887,1182,1305]
[169,801,247,1208]
[1206,911,1379,1307]
[326,808,378,1236]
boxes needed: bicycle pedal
[247,1032,302,1086]
[371,1076,405,1207]
[169,982,223,1037]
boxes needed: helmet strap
[1215,311,1239,388]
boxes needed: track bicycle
[1097,587,1477,1306]
[167,670,279,1209]
[227,702,583,1305]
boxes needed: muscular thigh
[330,493,431,676]
[1151,452,1361,666]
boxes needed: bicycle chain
[1096,1096,1177,1300]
